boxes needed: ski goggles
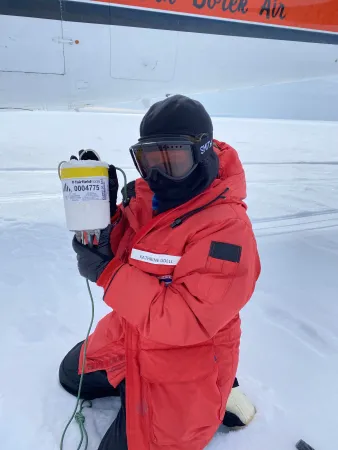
[129,134,213,181]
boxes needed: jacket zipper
[170,187,230,228]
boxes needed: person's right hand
[72,224,114,283]
[70,149,119,218]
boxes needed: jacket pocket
[139,345,222,446]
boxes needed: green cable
[60,278,95,450]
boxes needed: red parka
[79,140,261,450]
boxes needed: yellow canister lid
[60,166,108,179]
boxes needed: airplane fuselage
[1,0,337,111]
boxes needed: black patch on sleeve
[209,241,242,263]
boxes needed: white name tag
[130,249,181,266]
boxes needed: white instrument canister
[60,160,110,231]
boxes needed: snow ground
[0,112,338,450]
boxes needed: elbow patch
[209,241,242,263]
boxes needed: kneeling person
[60,95,261,449]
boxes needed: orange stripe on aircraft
[92,0,338,33]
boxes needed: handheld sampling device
[59,155,111,241]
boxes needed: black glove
[108,165,118,217]
[70,149,119,218]
[70,149,100,161]
[70,148,100,161]
[72,226,114,283]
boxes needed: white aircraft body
[0,0,338,111]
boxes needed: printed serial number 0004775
[73,185,100,192]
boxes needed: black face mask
[147,150,219,214]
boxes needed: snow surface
[1,112,338,450]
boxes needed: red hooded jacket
[79,140,261,450]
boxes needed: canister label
[62,177,109,202]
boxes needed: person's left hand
[72,225,114,282]
[70,149,100,161]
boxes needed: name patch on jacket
[209,241,242,263]
[131,249,181,266]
